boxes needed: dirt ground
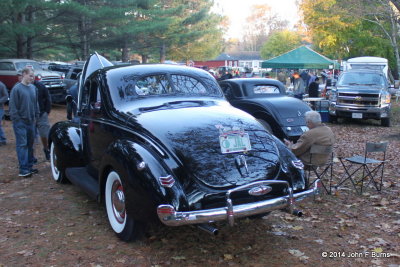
[0,105,400,267]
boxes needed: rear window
[107,70,222,108]
[253,85,280,94]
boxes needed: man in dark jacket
[33,80,52,160]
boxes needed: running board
[65,167,100,201]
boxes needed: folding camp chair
[303,144,334,194]
[336,142,388,194]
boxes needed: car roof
[0,59,37,63]
[220,78,284,86]
[104,63,212,76]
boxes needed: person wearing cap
[9,68,39,177]
[0,80,8,145]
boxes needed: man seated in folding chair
[337,142,388,194]
[284,111,335,193]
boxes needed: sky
[213,0,301,39]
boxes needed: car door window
[0,62,15,71]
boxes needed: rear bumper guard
[157,179,321,227]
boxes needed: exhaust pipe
[197,224,219,235]
[283,208,303,217]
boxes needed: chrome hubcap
[111,181,126,223]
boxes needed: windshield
[15,62,43,71]
[337,72,387,87]
[107,69,223,109]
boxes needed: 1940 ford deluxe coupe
[49,53,320,241]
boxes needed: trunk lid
[129,100,282,189]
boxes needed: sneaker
[43,149,50,161]
[30,168,39,175]
[19,170,32,178]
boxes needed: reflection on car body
[49,53,320,242]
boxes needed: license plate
[301,126,309,132]
[219,133,251,154]
[352,113,362,119]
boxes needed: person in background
[292,72,305,100]
[300,70,311,93]
[308,77,320,98]
[284,111,335,166]
[308,71,317,87]
[0,81,9,145]
[277,70,287,85]
[33,80,52,160]
[218,71,233,81]
[66,82,79,120]
[9,68,39,177]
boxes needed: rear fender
[272,135,306,191]
[99,140,188,221]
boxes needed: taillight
[157,205,175,215]
[159,175,175,188]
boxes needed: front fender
[99,139,188,221]
[48,121,86,170]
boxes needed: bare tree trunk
[78,15,90,59]
[141,54,148,63]
[16,12,26,58]
[77,0,90,60]
[160,42,166,63]
[389,11,400,79]
[26,6,34,59]
[121,40,129,62]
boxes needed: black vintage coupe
[49,53,320,241]
[219,78,312,141]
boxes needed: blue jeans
[0,108,6,142]
[13,120,35,173]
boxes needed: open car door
[78,53,113,107]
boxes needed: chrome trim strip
[158,179,320,226]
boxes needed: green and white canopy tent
[261,46,339,69]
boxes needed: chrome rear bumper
[157,179,321,226]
